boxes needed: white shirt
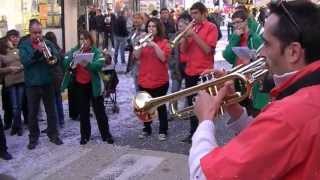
[188,108,253,180]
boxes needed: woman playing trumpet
[61,31,114,145]
[133,18,171,141]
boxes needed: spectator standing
[104,8,115,49]
[95,9,105,48]
[113,10,129,64]
[0,30,25,136]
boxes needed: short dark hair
[151,10,158,16]
[145,18,165,38]
[45,31,60,49]
[231,10,248,21]
[177,12,192,22]
[0,37,8,55]
[29,18,41,29]
[6,29,19,38]
[160,8,169,13]
[268,1,320,64]
[190,2,207,14]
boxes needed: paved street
[0,28,236,180]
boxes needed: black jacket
[113,15,128,37]
[95,15,105,32]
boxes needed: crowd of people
[0,1,319,179]
[0,2,274,161]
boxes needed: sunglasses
[272,0,303,45]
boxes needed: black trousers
[185,75,200,135]
[26,85,59,142]
[139,83,169,134]
[104,31,114,49]
[0,117,8,152]
[68,84,79,119]
[2,87,12,128]
[74,82,111,140]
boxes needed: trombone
[170,19,195,48]
[133,57,268,122]
[133,32,153,50]
[38,37,57,65]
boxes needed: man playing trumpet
[179,2,219,143]
[189,1,320,179]
[19,19,63,150]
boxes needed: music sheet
[73,53,94,65]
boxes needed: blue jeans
[8,83,25,130]
[54,90,64,127]
[114,35,127,64]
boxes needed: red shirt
[138,37,171,89]
[180,51,188,63]
[201,60,320,179]
[75,48,91,84]
[184,20,218,76]
[236,32,249,65]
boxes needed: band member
[0,30,24,136]
[180,2,218,143]
[223,10,268,116]
[133,18,171,141]
[19,19,63,150]
[190,1,320,179]
[126,13,146,93]
[61,31,114,145]
[168,12,192,117]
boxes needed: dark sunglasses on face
[271,0,303,45]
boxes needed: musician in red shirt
[133,18,171,141]
[190,1,320,179]
[180,2,218,143]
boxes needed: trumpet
[38,38,57,65]
[133,33,153,50]
[68,42,85,73]
[170,19,195,48]
[133,57,268,122]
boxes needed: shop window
[39,0,62,28]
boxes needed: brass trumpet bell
[133,57,268,122]
[38,38,57,65]
[170,19,195,48]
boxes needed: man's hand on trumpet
[195,69,245,122]
[194,82,233,122]
[200,68,227,78]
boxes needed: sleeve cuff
[192,120,216,143]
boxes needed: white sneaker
[158,134,167,141]
[138,131,150,139]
